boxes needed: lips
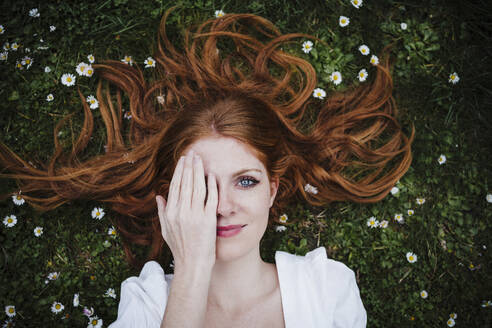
[217,224,246,231]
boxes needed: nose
[216,184,235,218]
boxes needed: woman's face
[187,135,279,262]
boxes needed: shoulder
[275,247,367,328]
[109,261,173,328]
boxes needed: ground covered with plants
[1,0,491,327]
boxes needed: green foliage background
[1,0,491,327]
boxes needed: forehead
[188,136,265,174]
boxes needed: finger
[205,173,218,216]
[156,195,166,217]
[179,150,194,212]
[167,156,185,209]
[192,154,206,210]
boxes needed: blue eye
[238,176,259,188]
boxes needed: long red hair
[0,8,414,268]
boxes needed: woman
[0,7,413,328]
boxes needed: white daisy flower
[370,55,379,66]
[21,56,33,69]
[73,293,79,307]
[46,93,54,102]
[394,213,404,223]
[481,300,492,307]
[420,290,428,299]
[50,25,56,32]
[313,87,326,99]
[44,66,51,73]
[144,57,156,68]
[367,216,379,228]
[83,307,95,317]
[25,47,31,53]
[448,72,460,84]
[47,272,59,281]
[51,301,64,314]
[123,111,132,120]
[108,226,117,237]
[416,198,426,205]
[304,183,318,194]
[61,73,76,86]
[87,54,95,63]
[406,252,417,263]
[390,186,399,195]
[3,215,17,228]
[91,207,105,220]
[85,65,94,77]
[5,305,15,317]
[11,42,20,51]
[0,52,7,61]
[407,209,414,216]
[379,220,389,228]
[3,42,10,51]
[330,71,342,85]
[88,316,103,328]
[86,95,99,109]
[358,68,368,82]
[487,194,492,203]
[358,45,370,56]
[438,154,446,164]
[16,60,24,70]
[105,287,117,299]
[12,194,25,205]
[157,95,165,104]
[449,313,457,319]
[401,22,408,30]
[339,16,350,27]
[351,0,363,8]
[34,226,43,237]
[0,25,4,34]
[302,41,313,54]
[215,10,225,18]
[76,62,89,76]
[279,214,288,224]
[121,55,133,66]
[275,225,287,232]
[29,8,40,18]
[446,318,455,327]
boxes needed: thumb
[156,195,167,215]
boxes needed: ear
[269,176,280,208]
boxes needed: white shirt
[109,247,367,327]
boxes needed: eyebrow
[232,168,262,177]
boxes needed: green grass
[1,0,491,326]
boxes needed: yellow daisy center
[67,77,72,82]
[90,100,95,104]
[92,319,98,325]
[354,0,359,4]
[362,49,366,53]
[17,195,22,200]
[96,211,100,216]
[8,308,14,313]
[7,218,13,223]
[409,256,414,261]
[90,275,96,280]
[341,19,346,24]
[451,75,455,80]
[87,69,93,75]
[26,59,30,64]
[111,230,116,235]
[17,63,21,68]
[410,316,414,320]
[360,73,364,77]
[316,92,321,96]
[55,304,61,310]
[333,75,338,80]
